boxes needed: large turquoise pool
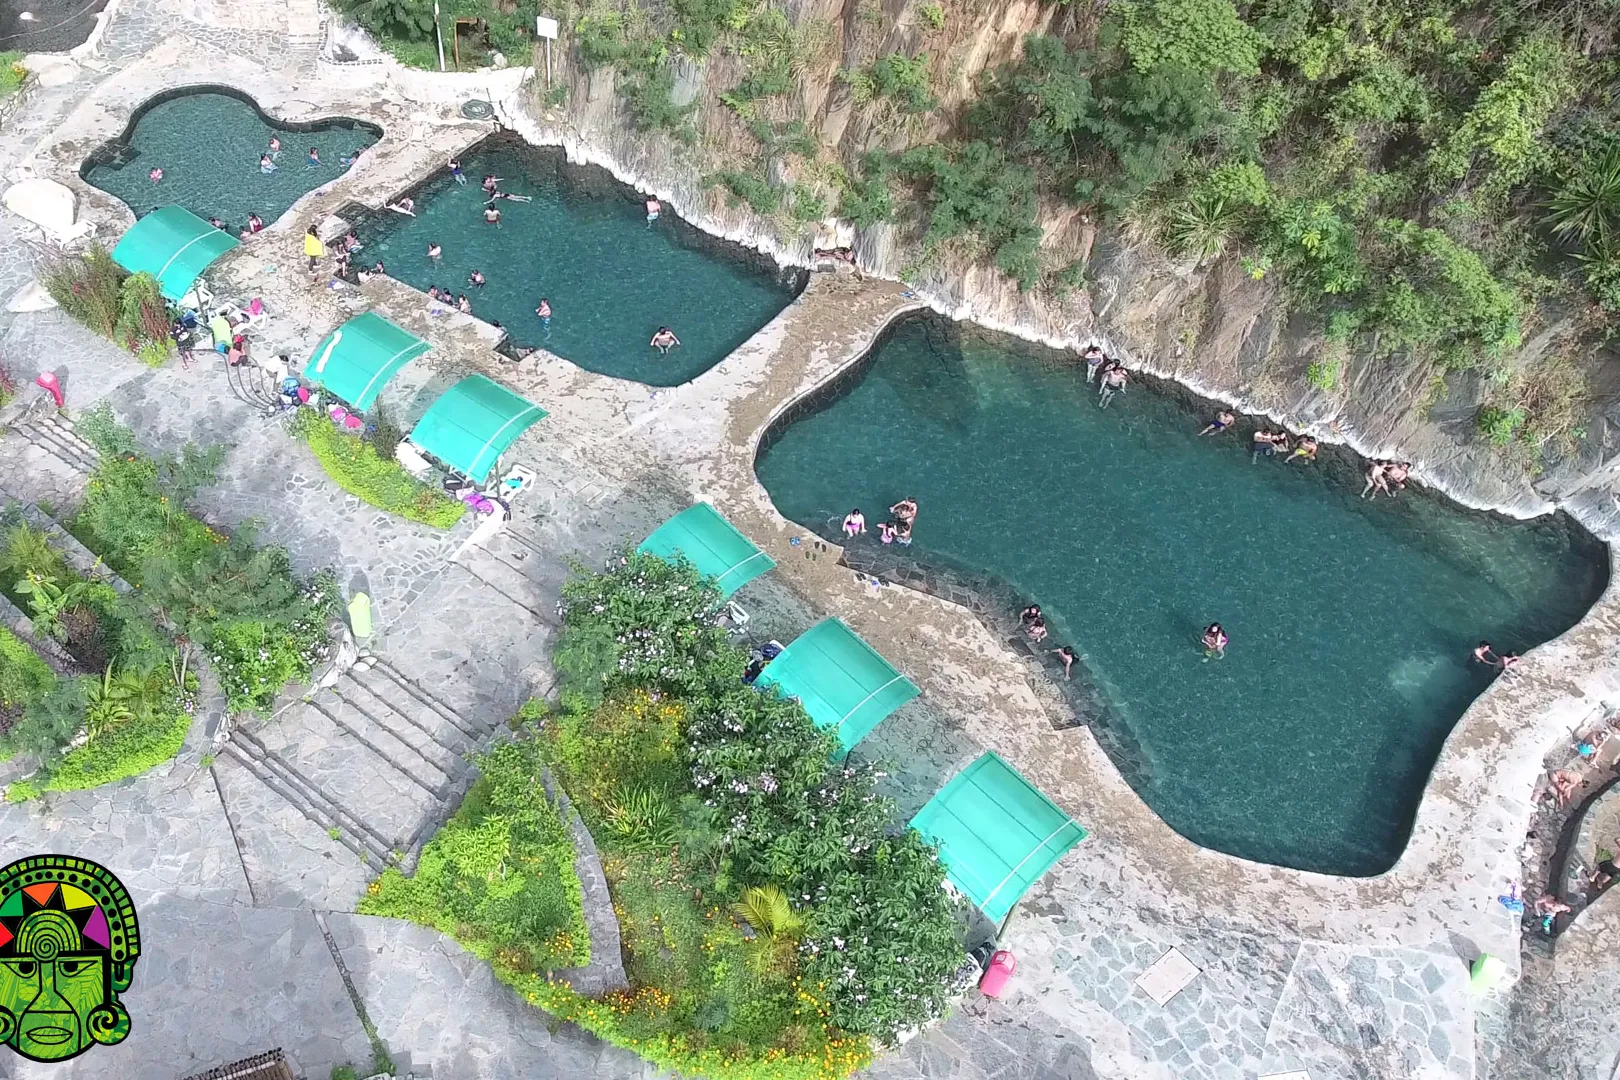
[353,137,805,386]
[82,88,380,229]
[755,314,1608,875]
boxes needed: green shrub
[706,169,782,215]
[864,52,935,114]
[361,736,589,971]
[917,2,945,31]
[1305,358,1342,392]
[1477,404,1527,445]
[290,410,466,528]
[31,696,193,797]
[0,627,54,717]
[0,52,26,98]
[41,244,124,338]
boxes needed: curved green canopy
[305,312,431,411]
[910,752,1086,923]
[756,617,918,753]
[408,374,546,482]
[110,205,240,301]
[638,503,775,598]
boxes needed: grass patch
[0,53,25,99]
[360,735,589,971]
[13,696,194,801]
[290,410,466,528]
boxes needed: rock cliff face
[519,2,1620,542]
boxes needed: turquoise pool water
[82,89,380,230]
[353,138,804,386]
[755,314,1608,875]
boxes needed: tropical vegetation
[365,551,966,1079]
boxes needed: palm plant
[1547,146,1620,256]
[603,784,678,855]
[84,662,142,738]
[1164,191,1240,263]
[0,524,66,581]
[731,884,805,976]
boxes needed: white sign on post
[535,16,559,38]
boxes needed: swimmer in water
[1361,461,1389,498]
[895,518,913,546]
[1051,646,1077,680]
[842,509,867,537]
[878,521,896,544]
[1199,410,1235,437]
[208,217,227,230]
[536,298,552,328]
[149,167,164,183]
[448,157,465,184]
[458,294,472,314]
[1098,363,1127,407]
[306,147,320,167]
[484,205,501,225]
[427,242,442,261]
[890,497,918,526]
[260,154,277,173]
[469,269,486,288]
[646,197,661,224]
[1201,623,1228,660]
[482,174,501,195]
[1081,344,1106,383]
[650,327,680,354]
[1287,435,1318,463]
[268,136,281,156]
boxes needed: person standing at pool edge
[303,226,325,280]
[651,327,680,354]
[646,197,661,225]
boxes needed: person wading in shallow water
[1201,623,1228,660]
[650,327,681,355]
[1051,645,1077,680]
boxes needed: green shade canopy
[304,312,431,411]
[638,503,776,598]
[910,752,1087,923]
[408,374,547,482]
[110,205,240,301]
[756,617,918,753]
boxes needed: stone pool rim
[752,305,1613,879]
[78,83,385,220]
[342,128,810,383]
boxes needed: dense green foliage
[330,0,547,67]
[0,520,199,800]
[71,407,338,713]
[0,53,26,98]
[41,250,172,366]
[549,553,964,1053]
[289,410,467,528]
[360,737,590,970]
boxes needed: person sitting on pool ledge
[1051,646,1077,680]
[650,327,681,354]
[842,509,867,537]
[260,154,277,173]
[1201,623,1228,660]
[1199,410,1235,436]
[469,269,486,288]
[1288,435,1318,463]
[484,205,501,225]
[1384,461,1412,495]
[458,294,472,314]
[1020,604,1042,629]
[388,197,415,215]
[247,214,264,234]
[1026,616,1048,643]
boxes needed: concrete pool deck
[0,7,1616,1077]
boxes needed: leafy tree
[331,0,436,43]
[1116,0,1263,77]
[896,141,1043,287]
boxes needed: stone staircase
[11,409,100,474]
[220,657,499,868]
[286,0,324,59]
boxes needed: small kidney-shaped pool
[755,313,1609,876]
[82,87,381,231]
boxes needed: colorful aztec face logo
[0,855,140,1063]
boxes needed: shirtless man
[1050,646,1077,680]
[1361,461,1389,498]
[1099,363,1128,407]
[1199,411,1236,437]
[890,497,918,526]
[1383,461,1412,495]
